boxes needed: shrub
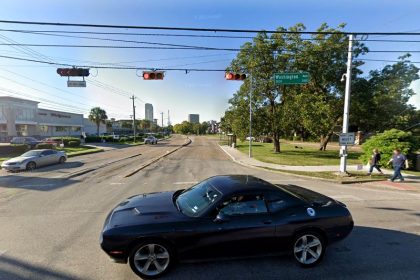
[50,137,80,146]
[35,143,55,149]
[360,129,419,168]
[0,144,28,155]
[68,141,80,147]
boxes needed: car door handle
[263,220,272,224]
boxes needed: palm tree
[88,107,108,135]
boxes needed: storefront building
[0,96,105,141]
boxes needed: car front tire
[59,156,66,164]
[293,231,325,267]
[26,161,36,171]
[129,240,174,279]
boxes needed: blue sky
[0,0,418,124]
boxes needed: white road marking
[0,250,7,256]
[330,195,364,202]
[110,182,124,185]
[174,181,197,185]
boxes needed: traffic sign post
[67,80,86,87]
[274,72,310,85]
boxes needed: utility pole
[167,110,170,126]
[340,34,353,173]
[249,73,252,158]
[130,95,136,142]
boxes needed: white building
[145,103,153,122]
[0,96,105,141]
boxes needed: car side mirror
[214,212,230,223]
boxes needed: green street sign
[274,72,310,85]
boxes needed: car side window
[219,194,268,216]
[266,192,298,212]
[41,150,54,156]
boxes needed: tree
[88,107,108,135]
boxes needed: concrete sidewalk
[219,145,416,178]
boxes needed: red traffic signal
[57,68,90,77]
[225,72,246,81]
[143,71,164,80]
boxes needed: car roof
[207,175,279,195]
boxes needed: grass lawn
[57,145,103,157]
[236,141,363,166]
[265,168,387,182]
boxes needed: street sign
[339,132,355,146]
[67,80,86,87]
[274,72,310,85]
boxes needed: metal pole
[249,73,252,158]
[339,34,353,173]
[131,95,136,143]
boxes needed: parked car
[1,149,67,171]
[144,136,158,145]
[10,137,41,148]
[100,175,353,279]
[41,138,61,147]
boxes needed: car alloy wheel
[129,242,172,279]
[26,161,36,171]
[293,232,324,267]
[59,156,66,163]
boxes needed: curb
[218,144,388,185]
[124,137,192,178]
[67,149,104,158]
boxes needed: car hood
[5,156,34,163]
[106,191,188,229]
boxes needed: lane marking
[330,195,364,201]
[174,181,197,185]
[110,182,124,185]
[0,250,7,256]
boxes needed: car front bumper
[1,162,26,171]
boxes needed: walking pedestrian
[367,148,384,175]
[387,149,409,182]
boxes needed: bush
[68,141,80,147]
[35,143,55,149]
[360,129,419,168]
[0,144,28,155]
[51,137,80,146]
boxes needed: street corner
[361,178,420,192]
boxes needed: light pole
[339,34,354,173]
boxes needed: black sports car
[100,175,353,279]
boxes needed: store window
[72,126,81,132]
[56,126,67,132]
[39,125,49,133]
[16,107,35,121]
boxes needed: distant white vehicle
[246,136,255,141]
[1,149,67,171]
[144,136,158,145]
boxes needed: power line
[1,19,420,35]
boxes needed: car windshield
[176,180,222,217]
[21,151,42,157]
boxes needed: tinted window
[220,194,268,216]
[266,191,299,212]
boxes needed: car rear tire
[59,156,66,164]
[293,231,325,267]
[26,161,36,171]
[129,240,174,279]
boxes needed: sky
[0,0,419,125]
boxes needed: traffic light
[225,72,246,81]
[143,71,164,80]
[57,68,90,77]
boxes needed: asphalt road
[0,136,419,280]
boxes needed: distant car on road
[144,136,158,145]
[100,175,353,279]
[1,149,67,171]
[246,136,255,141]
[10,137,41,148]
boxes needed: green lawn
[236,141,363,166]
[57,145,103,157]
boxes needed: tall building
[145,103,153,121]
[188,114,200,124]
